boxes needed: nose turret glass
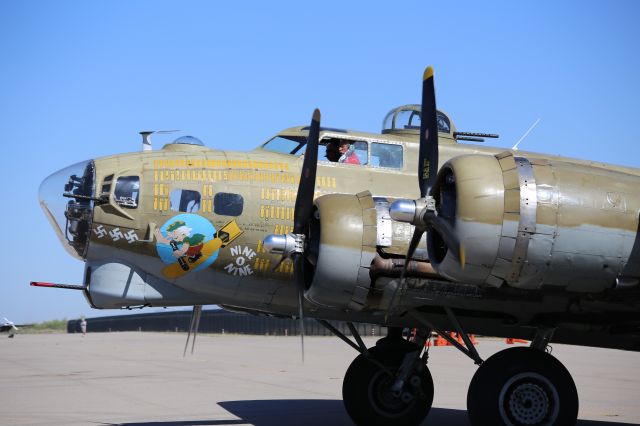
[39,160,95,260]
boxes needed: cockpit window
[114,176,140,208]
[351,141,368,165]
[321,138,368,165]
[171,189,201,213]
[261,135,306,155]
[371,143,403,168]
[214,192,244,216]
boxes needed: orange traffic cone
[434,334,449,346]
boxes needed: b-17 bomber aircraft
[32,67,640,426]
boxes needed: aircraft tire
[342,345,433,426]
[467,347,578,426]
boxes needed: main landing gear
[319,314,579,426]
[319,322,433,425]
[467,328,578,426]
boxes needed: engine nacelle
[304,192,378,311]
[84,261,213,308]
[430,152,640,292]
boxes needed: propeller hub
[263,233,304,257]
[390,198,435,226]
[389,199,417,223]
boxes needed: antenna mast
[512,118,541,151]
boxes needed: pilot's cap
[167,221,187,232]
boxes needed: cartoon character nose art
[154,213,242,279]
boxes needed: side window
[101,174,114,195]
[318,143,329,162]
[114,176,140,208]
[352,141,368,165]
[214,192,244,216]
[371,143,403,169]
[322,138,368,165]
[170,189,201,212]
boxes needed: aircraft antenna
[512,118,540,151]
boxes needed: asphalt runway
[1,332,639,425]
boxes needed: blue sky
[1,1,639,323]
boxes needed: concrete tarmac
[1,332,638,425]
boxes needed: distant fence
[67,309,387,337]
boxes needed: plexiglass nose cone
[39,160,95,260]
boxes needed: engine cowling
[429,152,640,292]
[303,191,378,311]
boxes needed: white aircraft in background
[1,318,18,338]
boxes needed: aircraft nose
[39,160,96,260]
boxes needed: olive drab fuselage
[40,107,640,350]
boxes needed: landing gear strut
[409,309,579,425]
[318,322,434,426]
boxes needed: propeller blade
[419,66,439,198]
[272,255,287,272]
[385,65,439,322]
[183,314,194,357]
[293,109,321,234]
[385,228,424,323]
[293,254,305,363]
[190,305,203,355]
[290,109,319,362]
[424,212,465,267]
[402,228,425,278]
[183,305,202,357]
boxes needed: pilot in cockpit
[338,140,360,165]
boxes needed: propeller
[387,67,465,319]
[419,66,439,199]
[262,109,321,362]
[183,305,202,357]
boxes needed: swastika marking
[124,229,139,244]
[109,228,124,241]
[94,225,107,238]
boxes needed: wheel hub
[499,372,559,426]
[369,370,414,417]
[508,382,549,423]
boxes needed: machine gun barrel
[454,132,499,139]
[456,136,486,142]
